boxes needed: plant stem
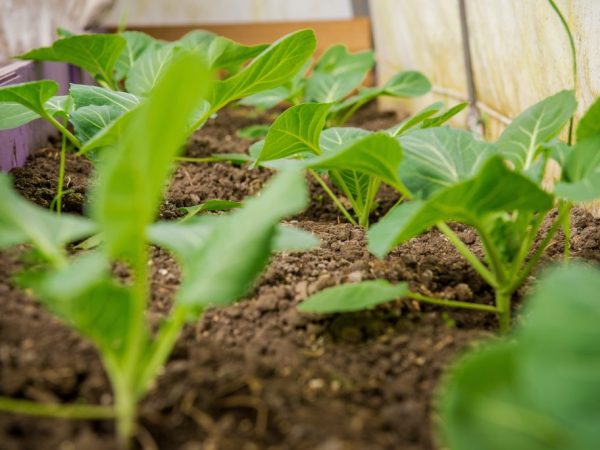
[406,292,499,313]
[137,305,190,396]
[176,156,224,163]
[56,132,67,216]
[561,202,572,262]
[436,222,498,288]
[0,396,114,420]
[44,113,81,148]
[359,178,379,228]
[508,208,567,293]
[508,212,545,280]
[477,226,508,284]
[309,169,357,226]
[495,290,512,334]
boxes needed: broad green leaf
[125,43,177,96]
[399,127,498,199]
[238,86,291,109]
[299,280,408,313]
[92,53,212,260]
[209,29,316,112]
[0,174,96,262]
[0,84,70,130]
[176,169,308,309]
[114,31,159,81]
[439,264,600,450]
[70,84,140,111]
[369,157,554,258]
[0,80,58,117]
[383,71,432,97]
[306,45,374,103]
[20,34,126,86]
[0,102,41,129]
[576,97,600,142]
[25,252,134,360]
[496,91,577,171]
[237,124,270,139]
[149,218,317,267]
[330,86,382,114]
[179,30,216,53]
[306,132,406,192]
[208,36,268,72]
[554,135,600,201]
[77,108,136,156]
[71,104,123,143]
[386,102,444,137]
[254,103,331,164]
[319,127,371,151]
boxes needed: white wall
[100,0,353,26]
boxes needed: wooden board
[120,18,372,58]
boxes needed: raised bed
[2,102,600,449]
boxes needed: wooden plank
[121,18,372,57]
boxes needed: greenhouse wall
[370,0,600,139]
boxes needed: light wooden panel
[123,18,372,58]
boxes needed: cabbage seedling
[300,91,600,332]
[240,44,432,127]
[0,53,313,446]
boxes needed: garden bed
[2,105,600,450]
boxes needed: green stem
[477,226,508,284]
[190,109,214,132]
[547,0,577,145]
[359,178,379,228]
[56,132,67,216]
[508,212,545,280]
[436,222,498,288]
[44,114,81,148]
[0,396,114,420]
[406,292,499,313]
[561,202,572,262]
[309,169,357,226]
[508,208,567,293]
[495,290,512,334]
[136,306,190,397]
[176,156,223,163]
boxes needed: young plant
[438,263,600,450]
[0,53,314,446]
[240,43,432,127]
[236,99,467,227]
[300,91,600,332]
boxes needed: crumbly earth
[2,105,599,450]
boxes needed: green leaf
[77,108,136,156]
[25,252,134,361]
[383,71,432,97]
[208,36,268,72]
[421,102,468,128]
[114,31,159,82]
[237,124,271,139]
[299,280,408,313]
[209,29,316,112]
[576,97,600,142]
[71,105,124,144]
[238,86,291,109]
[0,80,58,117]
[178,30,216,53]
[305,45,374,103]
[125,43,177,96]
[496,90,577,171]
[306,132,406,192]
[273,225,320,252]
[0,174,96,262]
[91,53,212,260]
[555,135,600,202]
[179,199,242,222]
[399,127,498,199]
[254,103,331,164]
[439,264,600,450]
[386,102,444,137]
[176,169,308,309]
[70,84,140,111]
[20,34,126,87]
[368,157,554,258]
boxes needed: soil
[2,104,600,450]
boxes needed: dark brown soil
[2,105,600,450]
